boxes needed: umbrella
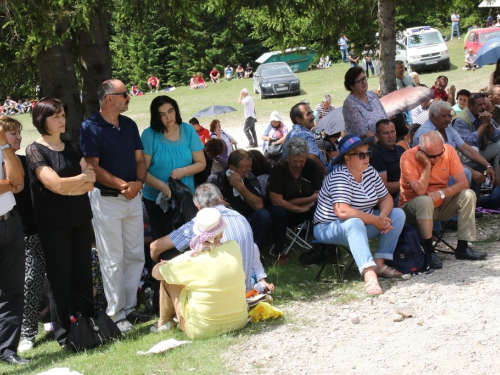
[315,107,345,135]
[193,105,237,118]
[474,37,500,67]
[380,86,434,117]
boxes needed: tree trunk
[36,39,83,142]
[378,0,396,96]
[77,2,112,119]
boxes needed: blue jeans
[313,208,405,274]
[350,62,358,68]
[478,186,500,209]
[451,23,460,39]
[340,49,347,63]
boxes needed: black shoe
[126,310,152,323]
[1,354,30,365]
[429,253,443,269]
[455,247,487,261]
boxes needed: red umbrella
[380,86,434,117]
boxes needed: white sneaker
[116,319,135,333]
[18,339,34,352]
[150,320,176,333]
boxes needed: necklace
[289,165,302,193]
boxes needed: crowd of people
[1,97,33,116]
[1,56,500,366]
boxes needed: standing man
[0,124,28,365]
[338,34,349,63]
[348,44,359,67]
[80,79,148,333]
[147,75,160,93]
[238,88,258,148]
[451,11,460,40]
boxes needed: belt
[0,210,12,221]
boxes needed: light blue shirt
[413,119,465,149]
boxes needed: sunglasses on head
[347,151,372,160]
[422,149,445,159]
[108,91,128,99]
[469,92,485,100]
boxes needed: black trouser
[38,222,94,347]
[0,209,25,359]
[267,204,316,254]
[243,117,257,146]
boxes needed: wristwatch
[438,189,445,199]
[0,143,11,151]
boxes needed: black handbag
[265,139,283,157]
[168,177,198,227]
[67,294,122,352]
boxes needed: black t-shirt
[370,144,406,195]
[207,168,262,217]
[268,159,323,201]
[14,155,37,235]
[26,140,92,228]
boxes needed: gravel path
[222,225,500,374]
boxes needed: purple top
[342,90,388,137]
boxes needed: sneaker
[150,320,176,333]
[115,319,135,333]
[18,339,34,352]
[126,310,152,323]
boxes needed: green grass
[2,38,496,374]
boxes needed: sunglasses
[422,149,445,159]
[108,91,129,99]
[354,77,368,85]
[347,151,372,160]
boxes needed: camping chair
[269,220,312,256]
[311,241,356,281]
[432,220,456,254]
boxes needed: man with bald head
[399,131,487,269]
[80,79,148,333]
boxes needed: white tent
[479,0,500,7]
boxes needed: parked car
[464,27,500,54]
[253,62,300,99]
[399,26,450,73]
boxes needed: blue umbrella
[193,105,237,118]
[474,37,500,67]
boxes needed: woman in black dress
[25,98,95,349]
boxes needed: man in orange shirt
[189,118,210,145]
[399,131,486,269]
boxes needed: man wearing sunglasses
[452,92,500,184]
[399,131,487,269]
[80,79,149,333]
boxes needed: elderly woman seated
[267,137,323,264]
[152,207,248,339]
[312,134,405,295]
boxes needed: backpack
[387,224,428,275]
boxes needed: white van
[399,26,450,73]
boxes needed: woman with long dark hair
[141,96,205,241]
[25,98,95,349]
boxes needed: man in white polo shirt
[238,88,258,148]
[0,122,28,365]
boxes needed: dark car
[252,62,300,99]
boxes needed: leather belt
[0,210,12,221]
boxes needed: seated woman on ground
[312,134,405,295]
[131,82,142,96]
[236,64,244,79]
[268,137,323,264]
[189,74,198,89]
[261,111,288,161]
[244,63,253,78]
[196,73,207,88]
[203,138,226,175]
[152,208,248,339]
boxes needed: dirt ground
[222,215,500,374]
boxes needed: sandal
[364,279,383,296]
[375,265,402,279]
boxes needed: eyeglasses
[108,91,129,99]
[347,151,372,160]
[354,77,367,85]
[422,149,445,159]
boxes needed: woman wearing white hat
[261,111,288,160]
[152,208,248,339]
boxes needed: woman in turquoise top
[141,96,206,241]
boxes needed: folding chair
[312,241,356,281]
[270,220,312,256]
[432,220,456,255]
